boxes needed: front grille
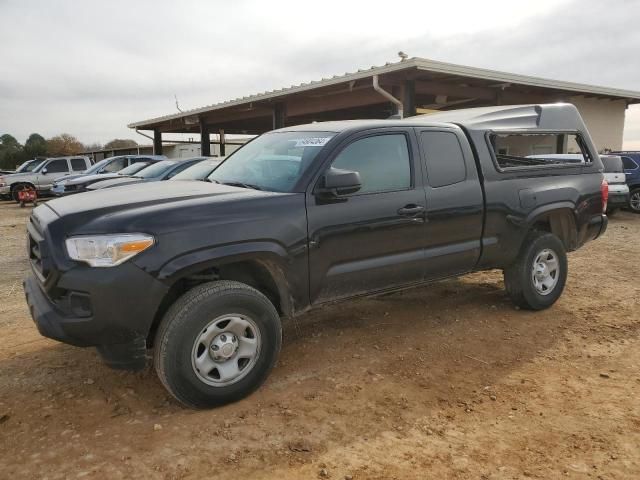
[64,184,77,192]
[27,216,51,283]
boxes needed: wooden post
[200,119,211,157]
[273,102,286,129]
[403,80,416,117]
[219,129,225,157]
[153,130,162,155]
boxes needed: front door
[307,129,428,304]
[36,158,71,190]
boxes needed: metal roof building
[128,57,640,155]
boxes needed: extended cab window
[44,159,69,173]
[71,158,86,171]
[420,131,466,187]
[331,134,411,194]
[490,132,592,170]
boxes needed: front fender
[155,240,305,317]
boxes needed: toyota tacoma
[24,104,608,408]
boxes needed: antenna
[174,94,183,113]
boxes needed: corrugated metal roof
[128,57,640,129]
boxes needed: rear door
[306,128,429,303]
[416,127,484,279]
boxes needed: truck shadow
[1,272,572,413]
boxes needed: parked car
[612,151,640,213]
[24,104,607,408]
[85,157,208,191]
[0,156,92,202]
[52,155,167,196]
[599,155,629,214]
[168,158,225,182]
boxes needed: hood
[66,173,125,186]
[53,173,86,184]
[86,177,150,190]
[2,171,37,182]
[45,180,267,218]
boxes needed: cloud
[1,0,639,146]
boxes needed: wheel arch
[147,245,294,347]
[525,203,578,251]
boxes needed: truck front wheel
[504,232,568,310]
[154,280,282,409]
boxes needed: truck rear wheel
[154,280,282,409]
[504,232,568,310]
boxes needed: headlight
[65,234,154,267]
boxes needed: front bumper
[50,184,68,196]
[24,261,170,370]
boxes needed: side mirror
[317,167,362,197]
[41,168,48,174]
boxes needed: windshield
[17,159,45,173]
[136,160,177,179]
[83,158,111,174]
[207,131,335,192]
[117,162,152,176]
[171,160,222,180]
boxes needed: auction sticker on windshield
[294,137,332,148]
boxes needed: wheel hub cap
[210,332,239,361]
[531,248,559,296]
[191,314,261,387]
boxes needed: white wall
[569,96,627,152]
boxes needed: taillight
[601,178,609,213]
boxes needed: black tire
[629,188,640,214]
[10,184,22,203]
[504,231,568,310]
[154,280,282,409]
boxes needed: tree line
[0,133,139,170]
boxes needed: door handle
[397,204,425,217]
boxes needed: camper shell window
[488,132,593,171]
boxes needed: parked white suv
[600,155,630,214]
[0,156,92,202]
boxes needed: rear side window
[601,156,624,173]
[45,159,69,173]
[622,156,638,170]
[331,134,411,194]
[420,131,467,187]
[489,132,592,170]
[70,158,86,171]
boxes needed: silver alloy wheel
[630,191,640,212]
[531,248,559,296]
[191,314,261,387]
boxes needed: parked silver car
[0,156,92,201]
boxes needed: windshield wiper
[220,181,263,191]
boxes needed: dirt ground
[0,199,638,480]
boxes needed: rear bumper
[608,192,630,208]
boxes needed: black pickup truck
[24,104,608,408]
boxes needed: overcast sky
[2,0,640,147]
